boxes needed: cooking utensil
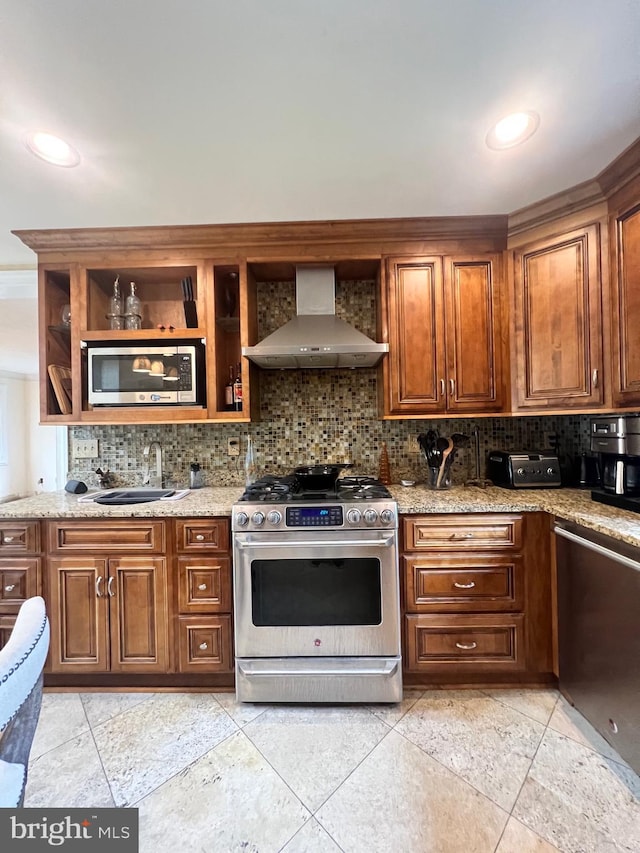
[293,463,353,491]
[417,430,440,467]
[436,438,455,488]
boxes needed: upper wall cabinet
[510,224,604,411]
[609,178,640,408]
[382,255,505,416]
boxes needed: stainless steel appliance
[86,342,205,406]
[555,521,640,773]
[590,415,640,511]
[232,475,402,703]
[487,450,561,488]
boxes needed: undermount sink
[81,488,190,505]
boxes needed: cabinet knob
[453,581,475,589]
[198,583,207,591]
[3,536,15,543]
[4,583,16,592]
[195,534,205,541]
[198,642,208,650]
[455,641,477,650]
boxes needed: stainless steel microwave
[86,343,205,406]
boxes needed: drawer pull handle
[199,642,208,650]
[3,536,15,543]
[455,641,477,650]
[198,583,207,590]
[453,581,475,589]
[4,583,16,592]
[107,576,115,597]
[449,532,474,540]
[195,534,205,541]
[95,576,104,597]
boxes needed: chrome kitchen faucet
[142,441,163,488]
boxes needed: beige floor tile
[548,696,631,766]
[243,705,390,812]
[26,730,114,808]
[481,687,559,726]
[316,729,507,853]
[513,728,640,853]
[93,692,237,806]
[212,691,269,726]
[31,692,89,760]
[137,730,310,853]
[395,689,545,811]
[496,817,560,852]
[280,818,344,852]
[367,688,424,727]
[80,691,155,728]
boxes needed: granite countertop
[1,484,639,547]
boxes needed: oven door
[233,528,400,658]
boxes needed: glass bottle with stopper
[108,275,124,330]
[125,281,142,330]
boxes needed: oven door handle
[235,536,395,549]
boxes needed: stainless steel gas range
[232,475,402,703]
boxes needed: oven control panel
[233,501,397,531]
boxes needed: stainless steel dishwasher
[555,521,640,773]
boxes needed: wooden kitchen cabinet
[511,224,604,410]
[608,177,640,407]
[401,513,553,682]
[46,521,169,674]
[383,255,504,416]
[0,520,42,650]
[174,518,233,673]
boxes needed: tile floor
[25,688,639,853]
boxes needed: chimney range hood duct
[242,266,389,369]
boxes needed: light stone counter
[1,484,639,547]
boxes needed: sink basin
[80,488,190,505]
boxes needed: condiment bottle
[125,281,142,330]
[109,276,123,329]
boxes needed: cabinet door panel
[0,558,40,612]
[48,558,109,672]
[109,557,168,672]
[612,203,640,405]
[178,557,231,612]
[386,258,445,413]
[444,258,503,412]
[177,615,233,671]
[513,225,603,408]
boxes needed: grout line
[80,693,118,808]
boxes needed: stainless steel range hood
[242,266,389,369]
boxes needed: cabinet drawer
[0,558,41,612]
[47,520,165,553]
[175,519,230,553]
[403,514,523,551]
[0,614,16,650]
[0,521,40,553]
[404,613,525,672]
[178,557,231,612]
[404,554,523,612]
[177,615,233,671]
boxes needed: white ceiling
[1,0,639,273]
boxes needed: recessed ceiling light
[486,111,540,150]
[24,131,81,167]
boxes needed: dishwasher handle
[554,525,640,573]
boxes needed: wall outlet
[73,439,99,458]
[227,437,240,457]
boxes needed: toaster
[488,450,562,489]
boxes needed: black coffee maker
[590,415,640,510]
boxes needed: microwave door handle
[235,537,395,549]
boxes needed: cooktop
[239,475,392,503]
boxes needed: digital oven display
[286,506,343,527]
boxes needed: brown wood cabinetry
[383,255,504,416]
[46,521,169,674]
[609,177,640,407]
[511,224,604,410]
[0,521,42,650]
[402,513,552,683]
[174,518,233,673]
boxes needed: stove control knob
[363,509,378,525]
[251,511,265,526]
[346,509,361,525]
[267,510,282,526]
[235,511,249,527]
[380,508,395,525]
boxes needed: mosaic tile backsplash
[69,279,597,490]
